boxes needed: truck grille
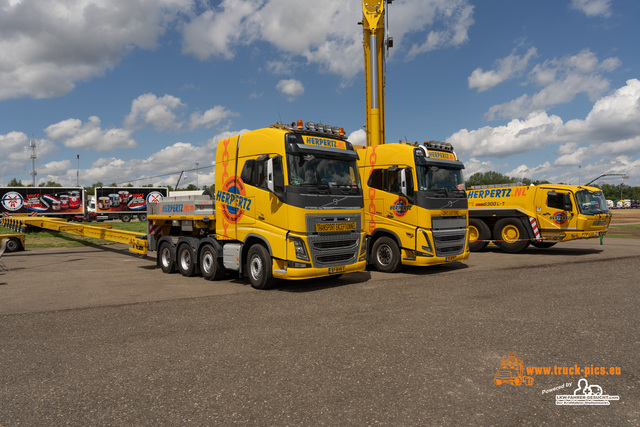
[306,214,362,268]
[432,216,467,257]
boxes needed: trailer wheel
[120,214,132,222]
[531,241,557,249]
[177,244,196,277]
[493,218,530,253]
[200,244,226,280]
[247,244,275,290]
[371,236,401,273]
[468,218,490,251]
[138,214,147,222]
[158,242,176,274]
[5,237,21,253]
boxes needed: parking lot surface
[1,238,638,424]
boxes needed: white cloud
[181,0,258,60]
[505,162,554,180]
[39,160,72,177]
[0,133,58,184]
[400,0,475,59]
[347,129,366,146]
[570,0,612,17]
[486,49,620,120]
[45,116,136,151]
[78,129,256,187]
[181,0,475,79]
[460,158,500,179]
[468,47,537,92]
[205,129,251,152]
[276,79,304,101]
[553,143,589,166]
[450,79,640,183]
[449,110,566,158]
[80,142,212,187]
[125,93,185,131]
[0,0,193,100]
[189,106,238,130]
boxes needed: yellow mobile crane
[356,0,470,272]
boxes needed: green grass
[611,224,640,230]
[1,220,148,248]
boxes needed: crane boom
[362,0,388,147]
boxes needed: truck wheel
[121,214,132,222]
[531,241,557,249]
[138,214,147,221]
[5,237,20,253]
[468,218,490,251]
[177,244,196,277]
[371,236,401,273]
[158,242,176,274]
[493,218,530,253]
[200,244,226,281]
[247,244,275,290]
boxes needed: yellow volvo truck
[357,0,469,272]
[149,120,367,289]
[467,183,612,253]
[355,141,469,272]
[4,121,367,290]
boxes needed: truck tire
[5,237,21,253]
[200,244,226,281]
[138,214,147,221]
[120,214,132,222]
[177,244,197,277]
[158,241,176,274]
[468,218,490,251]
[371,236,401,273]
[531,241,557,249]
[247,244,275,290]
[493,218,530,253]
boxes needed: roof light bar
[425,140,454,152]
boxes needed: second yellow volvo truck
[357,0,469,272]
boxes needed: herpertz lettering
[216,190,252,210]
[305,137,345,149]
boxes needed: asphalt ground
[0,237,638,425]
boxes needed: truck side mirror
[266,156,285,200]
[400,167,415,203]
[563,193,572,211]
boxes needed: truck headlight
[289,236,309,261]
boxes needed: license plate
[445,256,456,262]
[329,266,346,274]
[316,222,357,232]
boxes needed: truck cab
[216,121,367,287]
[356,141,469,272]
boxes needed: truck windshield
[286,153,361,192]
[416,165,465,196]
[575,189,610,215]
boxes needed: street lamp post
[195,162,199,188]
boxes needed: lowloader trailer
[2,216,148,254]
[3,121,368,290]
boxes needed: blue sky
[1,0,639,189]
